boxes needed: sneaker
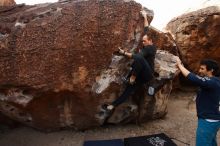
[99,104,115,120]
[107,105,114,110]
[101,104,114,112]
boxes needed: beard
[198,72,205,77]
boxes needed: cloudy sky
[15,0,217,30]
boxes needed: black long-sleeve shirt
[140,45,156,72]
[139,26,156,72]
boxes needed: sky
[15,0,219,30]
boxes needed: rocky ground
[0,90,219,146]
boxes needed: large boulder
[166,6,220,71]
[0,0,178,131]
[102,50,179,124]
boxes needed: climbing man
[103,10,156,112]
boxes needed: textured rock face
[166,6,220,71]
[0,0,15,6]
[147,27,179,56]
[0,0,178,130]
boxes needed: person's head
[198,59,219,77]
[142,34,153,46]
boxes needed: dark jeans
[112,82,143,107]
[111,54,153,107]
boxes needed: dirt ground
[0,90,219,146]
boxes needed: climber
[102,10,156,112]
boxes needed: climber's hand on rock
[118,47,125,55]
[129,75,136,85]
[140,10,147,18]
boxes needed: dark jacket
[187,73,220,120]
[141,26,156,72]
[140,45,156,72]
